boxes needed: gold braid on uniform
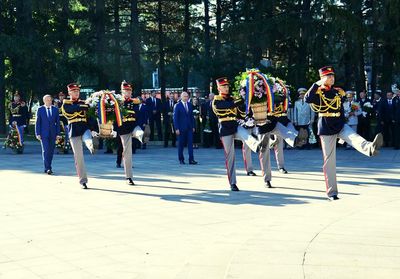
[310,88,344,113]
[212,96,237,117]
[61,100,86,120]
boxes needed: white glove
[362,111,367,117]
[91,131,99,137]
[110,131,117,138]
[244,118,255,127]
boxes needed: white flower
[240,79,247,87]
[363,102,373,108]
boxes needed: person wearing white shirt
[293,88,315,148]
[343,91,362,130]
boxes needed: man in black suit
[357,90,372,140]
[146,90,163,141]
[379,91,395,147]
[163,92,176,147]
[393,89,400,149]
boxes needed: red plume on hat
[121,80,133,92]
[216,77,229,87]
[319,66,335,77]
[67,83,80,92]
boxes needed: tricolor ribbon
[276,79,288,112]
[98,91,123,126]
[16,126,23,145]
[245,69,274,113]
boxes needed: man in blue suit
[35,95,61,174]
[173,91,198,165]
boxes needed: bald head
[181,91,189,102]
[43,95,53,107]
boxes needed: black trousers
[393,122,400,149]
[382,121,395,147]
[164,120,176,147]
[357,117,371,141]
[150,115,163,141]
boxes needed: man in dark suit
[392,90,400,149]
[35,95,61,174]
[137,98,150,149]
[163,92,176,147]
[173,91,197,165]
[379,92,395,147]
[146,90,163,141]
[357,91,372,141]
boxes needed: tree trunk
[0,1,5,134]
[157,0,166,103]
[61,0,71,83]
[203,0,212,94]
[113,0,121,90]
[96,0,107,89]
[182,0,190,91]
[130,0,142,96]
[215,0,222,77]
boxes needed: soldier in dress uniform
[114,81,141,185]
[254,102,308,188]
[305,66,383,201]
[9,92,29,144]
[61,83,96,189]
[237,102,257,176]
[212,77,261,191]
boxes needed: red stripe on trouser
[320,137,329,194]
[71,138,82,182]
[221,136,232,184]
[242,144,248,171]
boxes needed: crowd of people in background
[6,86,400,153]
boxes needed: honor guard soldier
[61,83,96,189]
[254,102,307,189]
[9,92,29,144]
[237,102,257,176]
[115,81,141,185]
[305,66,383,201]
[212,77,261,191]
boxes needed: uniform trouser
[258,123,298,183]
[41,136,56,171]
[221,126,260,185]
[120,133,133,179]
[273,122,297,169]
[69,130,93,185]
[320,124,373,197]
[242,128,254,172]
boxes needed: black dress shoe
[126,178,135,185]
[46,170,53,175]
[265,181,273,188]
[328,195,339,201]
[189,160,198,165]
[247,171,257,176]
[279,168,288,174]
[116,164,122,168]
[179,160,185,165]
[81,183,88,189]
[230,184,240,191]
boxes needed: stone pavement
[0,142,400,279]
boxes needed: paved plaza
[0,142,400,279]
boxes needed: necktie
[184,102,188,113]
[47,107,51,118]
[389,100,392,105]
[170,100,173,110]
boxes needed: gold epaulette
[132,98,141,105]
[334,87,345,97]
[63,99,73,104]
[214,95,224,101]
